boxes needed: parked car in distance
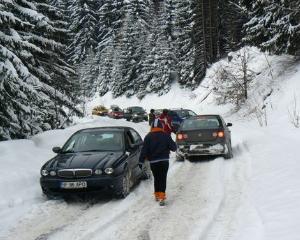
[176,115,233,160]
[40,127,151,198]
[124,106,148,122]
[108,106,124,119]
[92,105,109,116]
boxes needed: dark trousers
[150,161,169,193]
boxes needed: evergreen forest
[1,0,299,140]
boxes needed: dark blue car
[169,109,197,133]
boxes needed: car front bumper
[177,143,228,157]
[40,174,123,195]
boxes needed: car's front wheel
[116,168,131,198]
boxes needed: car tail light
[213,131,224,138]
[177,133,188,140]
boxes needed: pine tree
[218,0,248,56]
[174,0,207,88]
[96,0,124,96]
[243,0,300,55]
[0,0,79,140]
[67,0,99,64]
[141,1,175,96]
[111,0,150,97]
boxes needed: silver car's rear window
[182,116,221,130]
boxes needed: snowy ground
[1,49,300,240]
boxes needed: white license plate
[61,181,87,189]
[190,144,204,150]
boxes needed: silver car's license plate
[61,181,87,189]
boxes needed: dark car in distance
[176,115,233,160]
[124,106,148,122]
[40,127,150,198]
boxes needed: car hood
[46,151,124,170]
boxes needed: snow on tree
[111,0,150,97]
[67,0,99,64]
[212,48,256,109]
[0,0,79,140]
[218,0,248,56]
[142,1,175,96]
[96,0,125,96]
[174,0,206,88]
[243,0,300,55]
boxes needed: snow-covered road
[3,122,254,240]
[2,53,300,240]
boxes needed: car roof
[77,127,132,133]
[127,106,143,108]
[188,114,221,119]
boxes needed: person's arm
[139,135,150,163]
[167,135,177,152]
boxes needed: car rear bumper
[40,175,123,195]
[177,143,228,157]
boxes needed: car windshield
[130,107,144,112]
[181,116,221,130]
[62,130,124,153]
[112,107,122,112]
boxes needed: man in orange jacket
[139,119,177,206]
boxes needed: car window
[129,129,142,143]
[130,107,144,112]
[182,116,221,130]
[188,110,197,116]
[62,131,124,152]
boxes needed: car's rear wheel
[116,168,131,198]
[224,143,233,159]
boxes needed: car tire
[224,143,233,159]
[116,168,131,198]
[42,188,58,200]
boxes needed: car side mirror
[52,147,62,154]
[226,123,233,127]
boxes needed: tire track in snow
[196,140,264,240]
[4,199,102,240]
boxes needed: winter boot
[159,199,166,206]
[158,192,166,206]
[154,192,159,201]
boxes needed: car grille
[58,169,92,178]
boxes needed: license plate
[61,181,87,189]
[190,144,204,151]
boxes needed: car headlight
[104,168,114,175]
[49,170,56,176]
[41,169,49,176]
[94,169,103,175]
